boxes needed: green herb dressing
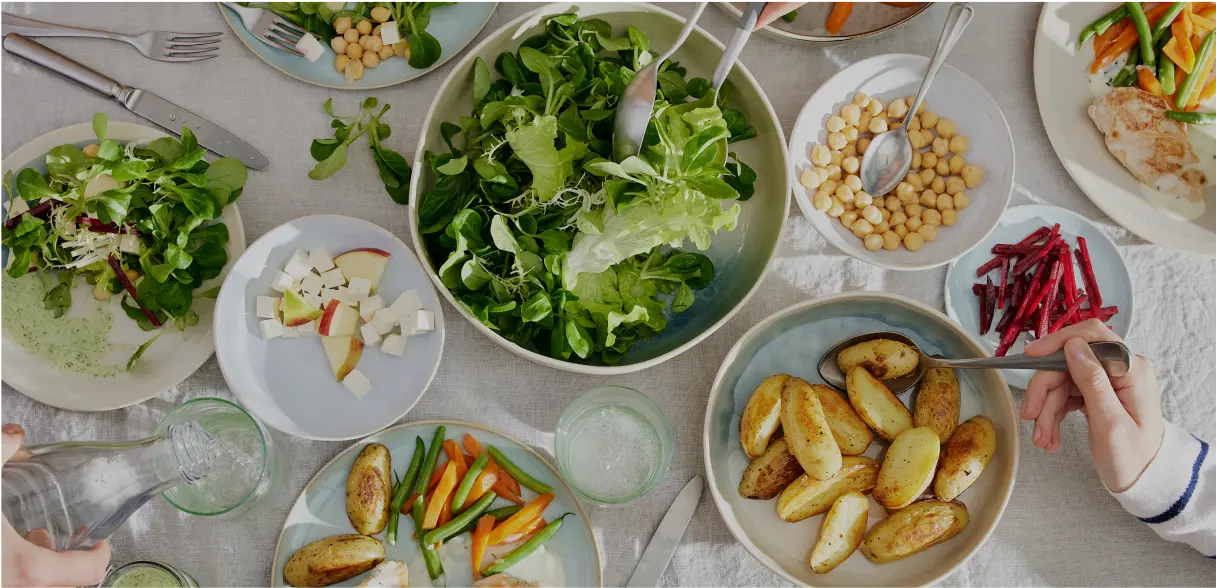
[110,566,181,588]
[2,274,121,377]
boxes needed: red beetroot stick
[1059,245,1076,306]
[998,257,1009,309]
[1012,233,1060,275]
[980,277,995,335]
[1050,293,1089,333]
[1013,226,1051,248]
[107,254,161,327]
[1093,306,1119,321]
[975,255,1006,276]
[992,243,1037,256]
[1075,237,1102,309]
[1036,261,1065,337]
[87,225,121,234]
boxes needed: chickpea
[921,129,937,148]
[820,179,839,195]
[363,51,381,70]
[378,45,394,60]
[830,150,844,166]
[891,210,908,226]
[919,168,936,185]
[810,144,831,167]
[932,137,949,157]
[907,114,921,131]
[911,151,921,169]
[920,110,938,130]
[841,103,861,126]
[331,36,348,54]
[359,34,373,49]
[944,176,966,195]
[812,189,832,211]
[962,164,983,188]
[857,137,871,154]
[835,184,856,204]
[894,223,909,238]
[934,193,954,211]
[885,195,903,211]
[903,231,925,252]
[948,136,968,156]
[842,143,858,159]
[935,159,950,177]
[827,198,846,217]
[887,98,909,119]
[920,190,937,208]
[83,143,99,158]
[909,129,928,149]
[882,230,901,251]
[393,41,410,58]
[844,199,857,212]
[875,220,890,233]
[92,282,112,301]
[356,19,373,35]
[936,117,958,138]
[851,218,875,238]
[828,132,847,151]
[372,24,381,37]
[800,169,823,190]
[917,223,938,242]
[906,204,924,219]
[344,59,365,81]
[922,208,942,226]
[124,268,139,282]
[852,92,871,108]
[826,164,842,181]
[905,171,924,190]
[346,40,364,59]
[861,205,882,224]
[858,112,872,133]
[841,210,859,227]
[864,233,885,252]
[827,115,846,133]
[334,16,352,34]
[365,36,383,53]
[921,152,937,169]
[942,209,958,226]
[954,192,969,210]
[930,176,946,195]
[949,154,965,175]
[343,28,360,43]
[334,53,351,73]
[868,117,889,134]
[844,174,862,192]
[853,190,872,208]
[879,207,891,221]
[371,5,392,22]
[867,99,883,116]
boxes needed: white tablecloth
[3,2,1214,586]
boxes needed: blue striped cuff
[1110,421,1205,522]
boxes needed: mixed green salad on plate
[2,113,248,369]
[416,14,758,365]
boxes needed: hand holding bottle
[2,424,111,588]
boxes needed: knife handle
[2,14,125,41]
[2,33,122,98]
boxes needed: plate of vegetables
[719,1,931,44]
[943,204,1134,389]
[409,3,790,374]
[272,420,601,587]
[220,2,497,89]
[0,118,248,410]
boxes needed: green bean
[412,495,444,579]
[781,10,797,23]
[451,453,489,514]
[486,445,552,494]
[386,436,426,546]
[412,426,446,496]
[422,491,497,545]
[1160,58,1177,94]
[1127,3,1155,69]
[1151,2,1186,46]
[1079,5,1129,46]
[486,504,524,520]
[481,514,570,576]
[1166,110,1216,124]
[1110,45,1142,88]
[1176,31,1216,108]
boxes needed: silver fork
[221,3,307,57]
[1,13,220,62]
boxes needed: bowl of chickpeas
[788,53,1014,270]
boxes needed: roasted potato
[346,444,391,535]
[837,338,919,379]
[284,534,385,587]
[781,377,843,480]
[861,499,969,563]
[846,366,913,441]
[738,437,804,499]
[777,456,879,522]
[883,492,935,515]
[813,384,873,455]
[934,415,996,501]
[874,427,940,509]
[741,374,788,457]
[914,367,960,442]
[809,491,869,574]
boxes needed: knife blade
[2,34,269,170]
[626,475,704,588]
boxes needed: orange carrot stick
[423,462,459,529]
[464,464,499,509]
[1139,65,1166,95]
[463,433,484,458]
[1095,19,1130,57]
[471,514,495,579]
[498,517,547,545]
[826,2,853,34]
[1092,3,1174,73]
[442,440,468,480]
[488,493,554,545]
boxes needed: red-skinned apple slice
[318,300,358,337]
[320,336,364,381]
[333,248,390,292]
[282,290,323,327]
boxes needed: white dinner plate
[789,53,1015,270]
[1034,3,1216,257]
[944,204,1134,389]
[213,215,444,440]
[1,122,246,411]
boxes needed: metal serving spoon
[817,331,1133,395]
[859,2,974,197]
[710,1,765,92]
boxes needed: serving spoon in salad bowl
[817,331,1132,395]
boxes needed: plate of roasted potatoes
[704,292,1018,586]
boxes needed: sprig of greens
[309,97,412,203]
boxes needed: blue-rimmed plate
[219,3,497,90]
[943,204,1134,389]
[271,420,602,587]
[703,292,1018,587]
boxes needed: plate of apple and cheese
[214,215,445,440]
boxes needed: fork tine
[164,38,222,47]
[263,34,305,57]
[166,46,219,56]
[273,18,308,37]
[167,32,223,40]
[161,54,218,63]
[271,25,304,42]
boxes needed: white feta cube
[284,250,313,279]
[342,368,372,398]
[119,233,141,254]
[302,293,323,308]
[281,326,299,339]
[333,286,360,307]
[270,271,294,292]
[256,296,280,319]
[381,333,407,356]
[300,272,325,295]
[5,196,29,220]
[295,32,326,62]
[359,295,385,322]
[321,268,347,288]
[309,246,335,272]
[369,307,398,335]
[389,290,423,318]
[379,22,401,45]
[347,276,372,297]
[360,323,382,347]
[403,309,436,334]
[297,320,317,336]
[320,288,338,304]
[259,318,284,340]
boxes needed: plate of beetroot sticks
[943,204,1134,389]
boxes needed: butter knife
[626,475,704,587]
[2,34,268,169]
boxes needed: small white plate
[944,204,1135,389]
[213,215,444,440]
[1,122,246,411]
[789,53,1015,271]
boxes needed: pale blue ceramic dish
[703,293,1019,587]
[218,3,497,90]
[271,420,602,587]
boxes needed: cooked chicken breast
[355,561,409,588]
[472,574,539,587]
[1088,87,1207,202]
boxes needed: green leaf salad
[416,14,759,364]
[1,114,247,368]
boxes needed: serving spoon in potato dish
[817,331,1132,395]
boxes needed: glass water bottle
[1,421,217,550]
